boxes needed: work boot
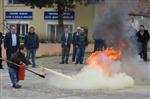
[72,59,75,62]
[60,61,64,64]
[75,62,78,64]
[32,64,37,68]
[0,65,3,69]
[12,84,22,89]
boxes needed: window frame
[46,21,75,43]
[4,21,30,35]
[5,0,25,6]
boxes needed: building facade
[0,0,97,43]
[0,0,150,46]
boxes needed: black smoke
[93,0,150,85]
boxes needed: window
[47,24,74,43]
[6,23,28,35]
[8,0,24,4]
[87,0,105,4]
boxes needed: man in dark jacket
[60,28,72,64]
[0,32,4,69]
[94,38,107,52]
[72,27,80,62]
[4,26,20,67]
[76,28,88,64]
[24,26,39,67]
[9,45,26,88]
[136,25,150,61]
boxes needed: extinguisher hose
[0,58,45,78]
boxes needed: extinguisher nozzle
[39,74,46,78]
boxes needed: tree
[17,0,88,35]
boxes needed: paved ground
[0,57,150,99]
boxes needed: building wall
[1,0,96,42]
[1,1,150,48]
[75,4,95,42]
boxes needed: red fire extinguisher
[18,64,26,80]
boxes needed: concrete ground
[0,57,150,99]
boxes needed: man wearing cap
[72,27,81,62]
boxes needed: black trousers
[139,43,148,61]
[6,46,18,67]
[61,46,70,63]
[76,47,85,64]
[0,45,2,68]
[94,39,107,52]
[72,45,77,61]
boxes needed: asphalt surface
[0,57,150,99]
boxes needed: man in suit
[0,32,4,69]
[60,28,72,64]
[76,27,88,64]
[136,25,150,62]
[4,26,20,88]
[4,26,20,65]
[72,27,80,62]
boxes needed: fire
[48,41,134,90]
[86,48,123,76]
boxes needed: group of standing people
[60,27,88,64]
[0,26,39,88]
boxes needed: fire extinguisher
[0,58,45,78]
[18,64,26,80]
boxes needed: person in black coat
[136,25,150,61]
[60,28,72,64]
[72,27,81,62]
[24,26,39,67]
[94,38,107,52]
[9,45,26,88]
[76,28,88,64]
[0,32,4,69]
[4,26,20,67]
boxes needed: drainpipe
[2,0,4,33]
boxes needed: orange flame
[86,47,123,76]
